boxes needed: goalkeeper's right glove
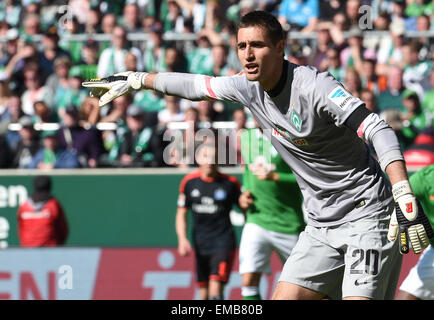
[387,180,434,254]
[82,71,148,107]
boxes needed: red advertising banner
[93,248,283,300]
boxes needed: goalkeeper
[83,10,433,300]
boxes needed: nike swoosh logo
[354,278,370,286]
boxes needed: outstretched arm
[82,71,249,107]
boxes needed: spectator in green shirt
[75,40,100,81]
[57,67,88,121]
[401,89,433,147]
[186,33,214,76]
[405,0,433,17]
[109,104,162,167]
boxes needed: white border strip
[0,167,244,176]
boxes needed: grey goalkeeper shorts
[278,209,403,300]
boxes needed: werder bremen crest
[290,105,302,132]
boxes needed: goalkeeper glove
[387,180,434,254]
[81,71,148,107]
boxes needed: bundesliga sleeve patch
[327,86,355,111]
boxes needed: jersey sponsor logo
[274,124,293,141]
[327,86,355,111]
[292,138,308,146]
[214,189,227,200]
[273,124,309,147]
[21,210,51,219]
[192,203,218,214]
[192,196,218,214]
[272,129,282,137]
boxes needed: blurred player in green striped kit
[238,121,305,300]
[397,164,434,300]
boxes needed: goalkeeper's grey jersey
[155,62,396,227]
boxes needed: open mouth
[245,63,259,73]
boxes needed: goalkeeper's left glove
[387,180,434,254]
[82,71,148,107]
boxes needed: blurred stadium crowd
[0,0,433,169]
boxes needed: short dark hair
[237,10,285,45]
[33,175,52,193]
